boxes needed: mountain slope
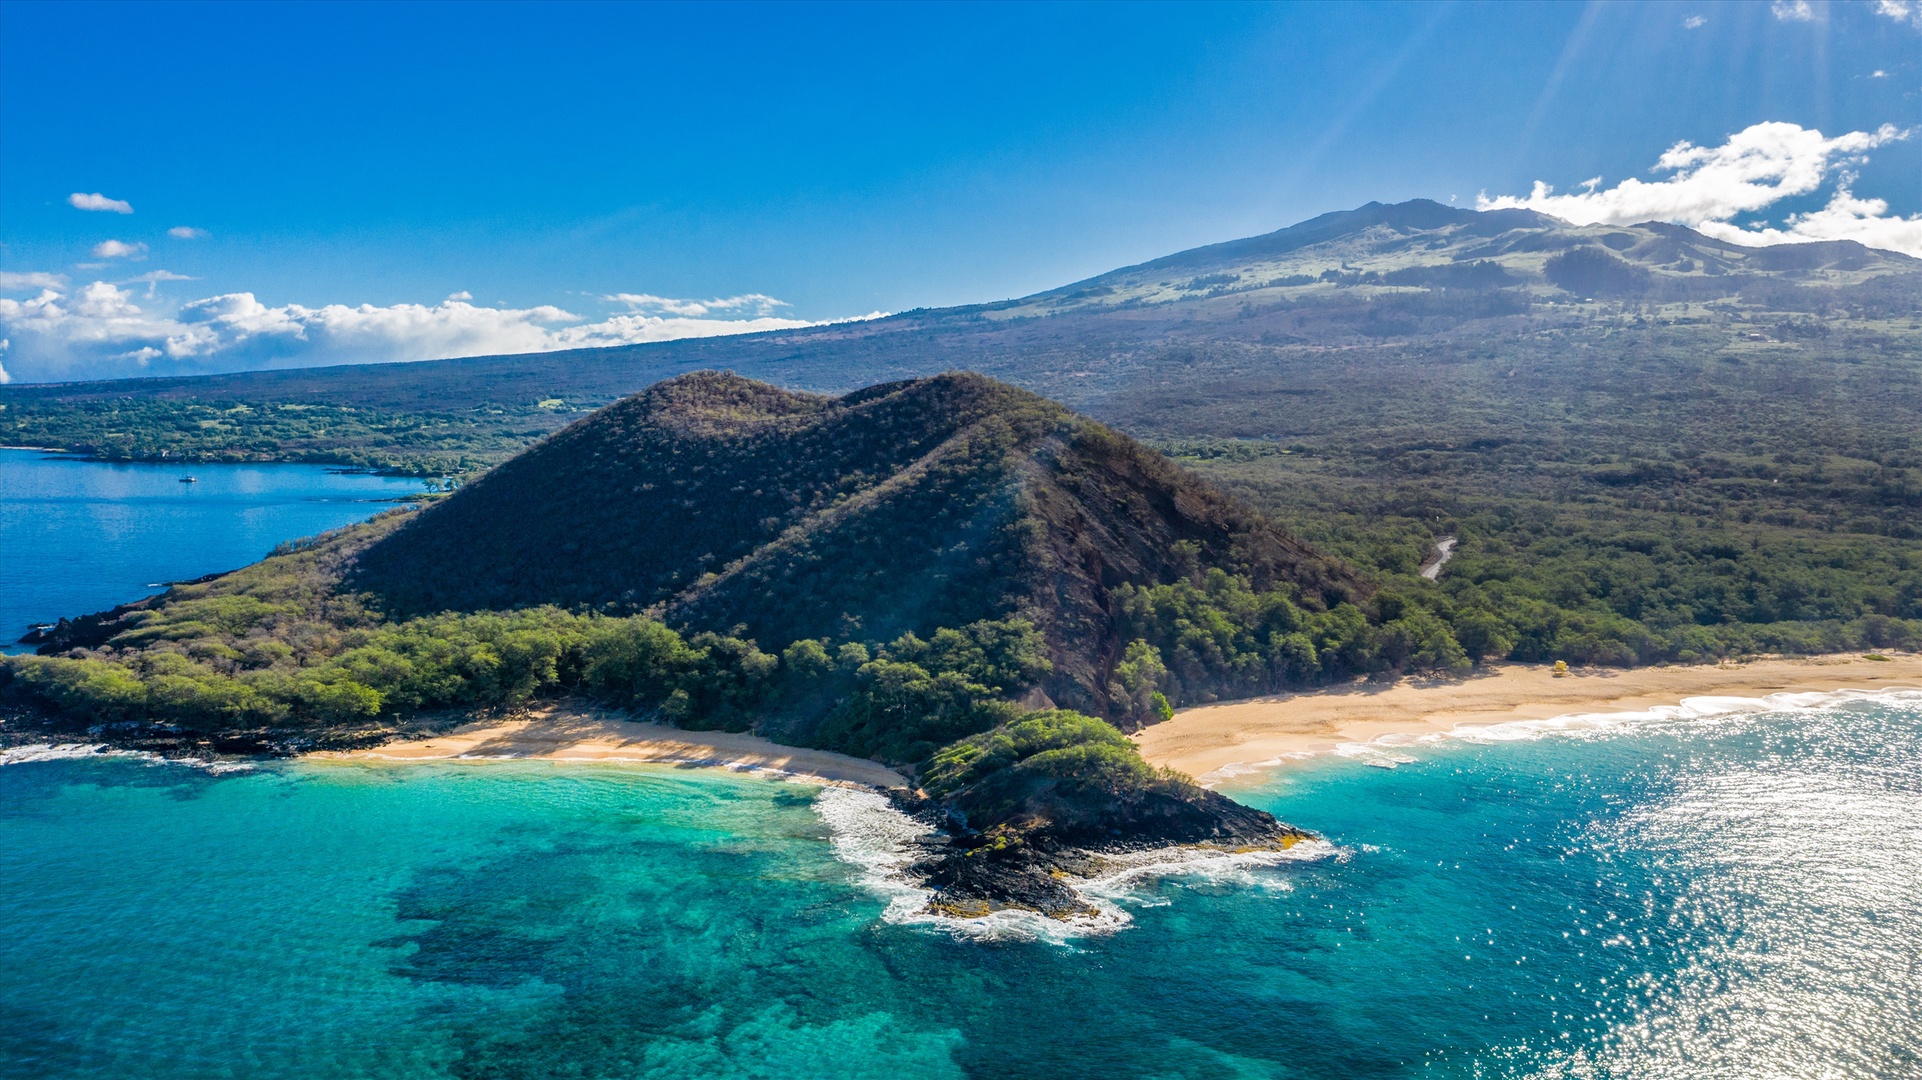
[6,199,1912,422]
[349,371,1364,713]
[1004,198,1917,318]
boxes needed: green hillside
[351,371,1363,715]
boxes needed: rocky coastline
[885,787,1312,919]
[0,699,454,760]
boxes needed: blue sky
[2,0,1917,383]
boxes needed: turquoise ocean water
[4,692,1918,1079]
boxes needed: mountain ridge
[1004,198,1916,318]
[4,198,1913,413]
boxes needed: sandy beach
[309,703,909,788]
[309,654,1922,791]
[1136,653,1922,784]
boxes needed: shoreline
[305,703,910,788]
[1135,653,1922,786]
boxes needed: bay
[0,448,421,649]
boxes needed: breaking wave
[0,742,255,774]
[810,784,1334,943]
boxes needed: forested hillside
[2,374,1394,857]
[351,371,1363,717]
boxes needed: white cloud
[606,292,789,317]
[0,283,192,372]
[167,226,207,239]
[1,271,69,292]
[1479,121,1920,256]
[68,192,133,214]
[0,282,883,382]
[91,239,148,260]
[1873,1,1921,26]
[1683,14,1706,29]
[1772,0,1813,21]
[446,290,473,301]
[1695,183,1922,254]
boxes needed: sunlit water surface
[0,448,421,649]
[4,693,1917,1079]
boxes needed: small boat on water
[178,476,198,483]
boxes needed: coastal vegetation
[0,395,574,477]
[919,710,1205,839]
[0,372,1443,850]
[0,512,1241,842]
[341,370,1365,716]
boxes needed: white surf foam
[1072,838,1339,904]
[0,742,255,774]
[0,742,114,765]
[810,785,1335,943]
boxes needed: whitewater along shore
[309,703,910,788]
[1136,653,1922,785]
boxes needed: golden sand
[308,702,908,788]
[1135,653,1922,785]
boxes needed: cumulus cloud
[68,192,133,214]
[446,290,473,301]
[1874,0,1921,26]
[0,280,882,383]
[1683,14,1706,29]
[0,283,189,371]
[168,226,207,239]
[1695,184,1922,254]
[91,239,148,260]
[1772,0,1813,21]
[1479,121,1921,256]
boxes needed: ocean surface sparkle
[4,693,1917,1079]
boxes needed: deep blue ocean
[3,453,1918,1078]
[0,448,422,650]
